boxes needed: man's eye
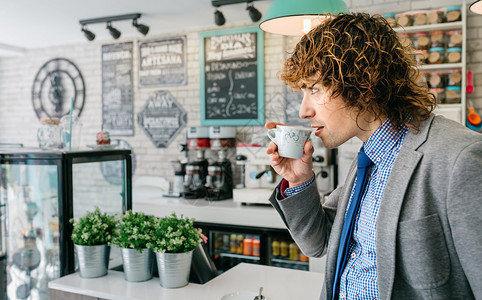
[311,88,318,94]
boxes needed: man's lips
[312,126,324,135]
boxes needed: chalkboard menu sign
[138,90,187,148]
[200,27,264,126]
[284,86,310,127]
[139,36,187,87]
[102,42,134,136]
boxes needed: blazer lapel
[376,115,434,300]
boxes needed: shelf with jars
[390,2,467,124]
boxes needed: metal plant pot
[155,250,193,288]
[120,247,154,282]
[75,244,110,278]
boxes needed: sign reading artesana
[138,36,187,87]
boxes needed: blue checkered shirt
[284,119,408,300]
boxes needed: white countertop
[133,195,286,229]
[49,263,324,300]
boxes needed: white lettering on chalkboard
[141,54,182,67]
[234,71,256,79]
[210,33,253,49]
[143,117,179,128]
[103,51,132,61]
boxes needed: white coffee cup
[267,125,312,159]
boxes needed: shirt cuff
[281,174,315,198]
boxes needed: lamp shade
[470,0,482,14]
[259,0,349,36]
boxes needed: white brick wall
[0,0,480,183]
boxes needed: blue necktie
[332,150,373,300]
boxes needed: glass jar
[445,6,461,23]
[446,47,462,63]
[416,71,429,86]
[396,12,413,27]
[428,9,445,24]
[447,69,462,86]
[414,49,429,64]
[398,33,412,48]
[428,72,447,88]
[412,11,428,26]
[430,88,445,104]
[445,86,461,103]
[447,30,462,48]
[430,30,446,48]
[428,47,445,64]
[383,13,397,27]
[413,32,430,50]
[37,118,63,150]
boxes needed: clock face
[31,58,85,119]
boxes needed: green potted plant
[111,210,156,282]
[70,207,117,278]
[147,212,202,288]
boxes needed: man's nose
[299,95,315,119]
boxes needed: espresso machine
[233,133,336,205]
[183,127,209,199]
[205,127,235,201]
[233,146,278,205]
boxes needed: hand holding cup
[265,122,314,187]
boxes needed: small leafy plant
[147,212,202,253]
[111,210,156,252]
[70,207,117,246]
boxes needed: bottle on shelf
[252,238,260,257]
[243,235,253,256]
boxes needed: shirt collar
[362,119,408,165]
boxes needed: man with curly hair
[266,13,482,299]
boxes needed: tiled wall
[0,0,479,183]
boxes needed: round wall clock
[31,58,85,119]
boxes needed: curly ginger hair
[281,13,436,130]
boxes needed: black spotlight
[246,3,262,22]
[81,26,95,41]
[133,19,149,35]
[107,22,121,39]
[214,9,226,26]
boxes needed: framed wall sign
[200,26,264,126]
[138,36,187,87]
[102,42,134,136]
[137,90,187,148]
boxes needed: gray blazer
[269,115,482,299]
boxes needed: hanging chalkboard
[137,90,187,148]
[284,86,310,127]
[102,42,134,136]
[138,36,187,87]
[200,27,264,126]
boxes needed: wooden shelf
[393,21,463,34]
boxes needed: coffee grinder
[183,127,209,199]
[206,126,236,200]
[164,160,186,197]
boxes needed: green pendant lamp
[470,0,482,14]
[259,0,349,36]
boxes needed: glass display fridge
[197,223,310,275]
[0,148,132,300]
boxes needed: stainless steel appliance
[206,127,236,201]
[206,150,233,201]
[233,133,336,205]
[183,127,210,199]
[0,148,132,300]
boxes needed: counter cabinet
[0,148,132,300]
